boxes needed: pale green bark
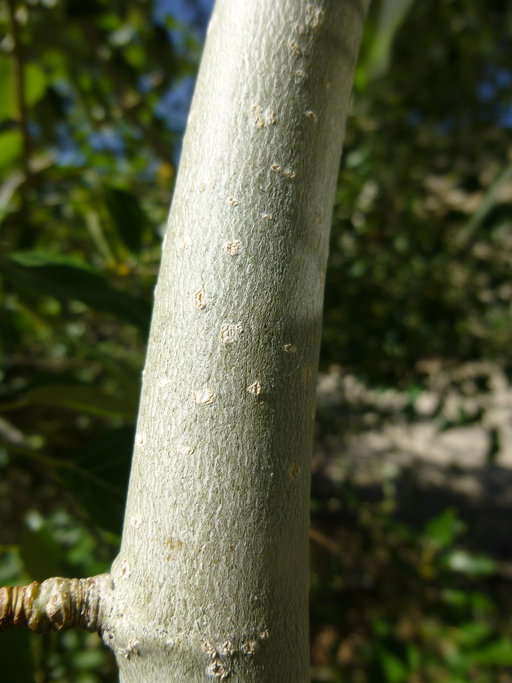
[102,0,368,680]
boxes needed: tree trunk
[106,2,368,679]
[0,0,368,680]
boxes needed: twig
[0,574,111,633]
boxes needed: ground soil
[314,361,512,558]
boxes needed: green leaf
[0,58,47,122]
[375,644,409,683]
[7,250,98,270]
[20,523,66,582]
[443,550,497,576]
[454,621,492,648]
[21,382,137,418]
[424,509,465,550]
[468,639,512,666]
[104,186,146,252]
[440,588,494,613]
[0,130,22,167]
[358,0,415,86]
[24,63,47,106]
[0,251,151,331]
[0,56,16,120]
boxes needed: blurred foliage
[0,0,207,678]
[324,0,512,384]
[0,0,511,680]
[310,495,512,682]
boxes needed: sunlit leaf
[443,550,497,576]
[0,59,46,123]
[24,63,47,107]
[0,130,22,167]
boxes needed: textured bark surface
[103,0,368,680]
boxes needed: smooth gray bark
[102,1,368,680]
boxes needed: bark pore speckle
[249,105,276,128]
[219,323,244,344]
[193,386,217,405]
[130,514,143,529]
[223,240,243,255]
[194,290,206,310]
[247,381,263,397]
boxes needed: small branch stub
[0,574,111,634]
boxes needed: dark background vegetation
[1,0,512,680]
